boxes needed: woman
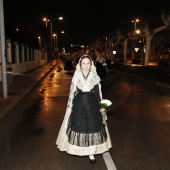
[56,55,112,164]
[64,54,73,71]
[106,55,114,72]
[95,53,108,79]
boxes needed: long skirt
[56,92,112,156]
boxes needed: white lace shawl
[63,56,102,122]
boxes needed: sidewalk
[0,62,57,121]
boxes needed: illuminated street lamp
[38,36,41,50]
[43,17,49,27]
[16,28,19,32]
[135,29,140,34]
[52,30,65,55]
[52,33,57,54]
[59,16,63,20]
[43,16,63,65]
[113,50,116,55]
[132,18,139,31]
[112,50,116,62]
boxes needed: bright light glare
[136,29,140,34]
[113,50,116,54]
[59,17,63,20]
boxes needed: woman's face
[80,58,91,72]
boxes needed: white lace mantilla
[67,71,102,112]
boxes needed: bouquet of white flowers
[99,99,114,125]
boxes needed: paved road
[0,61,170,170]
[103,72,170,170]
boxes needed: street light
[43,16,63,66]
[43,18,49,27]
[112,50,116,63]
[38,36,41,50]
[52,33,57,55]
[132,18,139,31]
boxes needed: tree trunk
[123,39,127,65]
[144,35,152,66]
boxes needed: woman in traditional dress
[56,55,112,164]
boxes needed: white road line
[103,152,117,170]
[155,82,170,89]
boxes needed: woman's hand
[100,108,105,114]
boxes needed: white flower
[99,99,113,125]
[100,99,112,106]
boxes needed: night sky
[3,0,170,50]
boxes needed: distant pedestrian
[64,54,73,71]
[95,52,108,80]
[56,55,112,164]
[106,55,114,72]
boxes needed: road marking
[103,152,117,170]
[155,82,170,89]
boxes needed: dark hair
[79,55,92,64]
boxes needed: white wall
[12,50,47,74]
[0,46,48,82]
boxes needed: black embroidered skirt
[66,92,107,147]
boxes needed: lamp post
[113,50,116,63]
[38,36,41,50]
[132,18,139,31]
[43,16,63,66]
[43,18,49,27]
[0,0,7,97]
[50,20,53,65]
[52,33,57,56]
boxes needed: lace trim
[66,127,107,147]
